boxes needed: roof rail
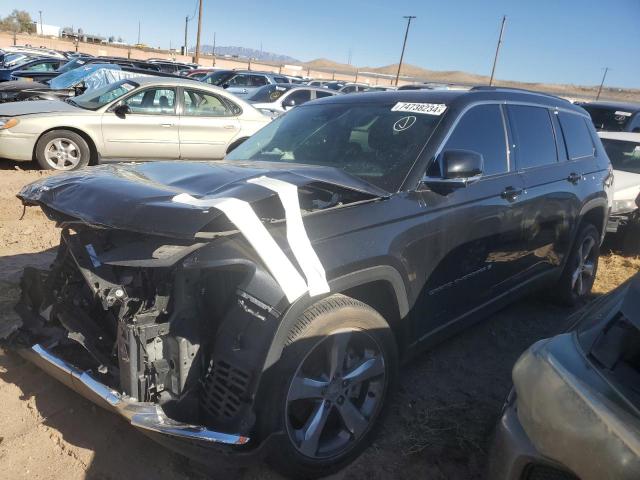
[469,85,570,103]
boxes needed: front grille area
[522,464,580,480]
[201,359,251,421]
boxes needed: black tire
[258,294,398,479]
[35,129,91,171]
[555,223,600,306]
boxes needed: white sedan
[599,131,640,234]
[0,76,271,170]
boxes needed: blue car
[0,56,64,82]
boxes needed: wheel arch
[262,265,410,372]
[578,197,608,242]
[33,126,100,166]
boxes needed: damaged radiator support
[42,229,203,403]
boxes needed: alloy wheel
[44,138,82,170]
[285,329,386,459]
[572,235,596,296]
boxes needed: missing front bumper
[19,343,250,448]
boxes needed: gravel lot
[0,163,638,479]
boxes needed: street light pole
[596,67,609,100]
[489,15,507,86]
[137,20,141,45]
[38,11,43,37]
[394,16,416,86]
[194,0,203,63]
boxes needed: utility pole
[38,11,43,37]
[596,67,609,100]
[194,0,203,63]
[137,20,141,45]
[489,15,507,86]
[183,16,189,56]
[395,16,416,86]
[212,32,216,66]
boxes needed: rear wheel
[35,130,91,171]
[555,223,600,305]
[259,294,397,478]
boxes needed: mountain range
[197,45,299,64]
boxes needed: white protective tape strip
[247,176,330,297]
[172,193,308,303]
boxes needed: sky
[3,0,640,88]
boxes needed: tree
[0,10,36,33]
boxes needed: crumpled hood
[0,99,78,116]
[18,161,386,239]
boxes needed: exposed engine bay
[6,162,382,438]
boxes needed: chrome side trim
[26,344,249,446]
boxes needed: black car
[3,87,611,478]
[577,100,640,133]
[490,274,640,480]
[0,56,65,82]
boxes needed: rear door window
[507,105,558,169]
[439,104,508,176]
[558,112,595,160]
[285,89,312,106]
[315,90,334,99]
[250,75,268,87]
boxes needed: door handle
[160,123,174,127]
[501,186,523,202]
[567,172,581,184]
[223,124,236,130]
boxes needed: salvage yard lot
[0,164,638,479]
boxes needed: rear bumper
[20,343,250,449]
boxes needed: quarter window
[558,112,595,159]
[122,88,176,114]
[315,90,334,99]
[507,105,557,169]
[182,89,237,116]
[441,104,508,176]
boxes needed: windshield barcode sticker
[391,102,447,115]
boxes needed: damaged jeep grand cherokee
[4,87,611,478]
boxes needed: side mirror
[114,103,131,118]
[73,80,86,96]
[282,98,296,109]
[222,83,230,89]
[422,149,484,190]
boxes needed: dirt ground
[0,164,638,479]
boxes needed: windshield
[203,70,234,86]
[226,102,444,191]
[56,57,90,75]
[71,80,138,110]
[49,64,119,90]
[247,84,293,103]
[3,53,28,68]
[601,138,640,174]
[583,105,634,132]
[325,82,345,91]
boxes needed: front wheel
[555,223,600,306]
[35,129,91,171]
[259,294,397,479]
